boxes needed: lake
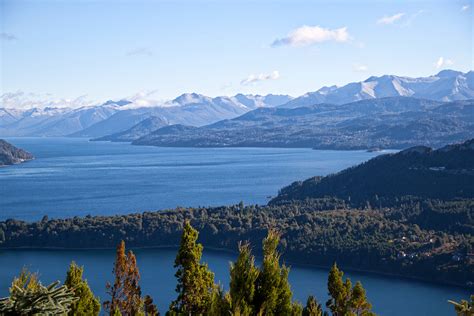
[0,137,384,221]
[0,137,470,315]
[0,248,469,315]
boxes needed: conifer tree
[303,295,323,316]
[169,221,215,315]
[350,281,375,316]
[326,263,351,316]
[229,241,259,315]
[64,262,100,316]
[254,230,294,316]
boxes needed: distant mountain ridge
[271,138,474,205]
[1,70,473,139]
[132,97,474,149]
[0,139,34,166]
[93,116,169,142]
[281,70,474,108]
[0,93,292,137]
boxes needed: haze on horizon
[1,0,473,108]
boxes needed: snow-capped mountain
[281,70,474,108]
[0,94,292,137]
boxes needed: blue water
[0,137,383,221]
[0,248,469,315]
[0,138,470,315]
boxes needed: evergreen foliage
[168,221,215,315]
[64,261,101,315]
[229,242,259,315]
[303,295,324,316]
[254,230,294,315]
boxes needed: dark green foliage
[273,139,474,205]
[303,295,323,316]
[229,242,259,315]
[64,261,101,315]
[1,197,472,287]
[169,221,215,315]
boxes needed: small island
[0,139,34,166]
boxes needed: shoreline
[1,245,470,290]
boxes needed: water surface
[0,137,384,221]
[0,248,468,315]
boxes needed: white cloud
[126,47,153,57]
[377,13,406,25]
[434,57,454,69]
[461,5,470,11]
[1,32,17,41]
[353,63,368,72]
[1,91,95,109]
[272,25,350,47]
[240,71,280,85]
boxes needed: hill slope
[93,116,169,142]
[133,97,474,149]
[271,139,474,204]
[0,140,34,166]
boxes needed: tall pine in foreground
[303,295,323,316]
[64,262,100,315]
[229,241,259,315]
[254,230,300,316]
[327,263,375,316]
[168,221,215,315]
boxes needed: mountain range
[132,97,474,149]
[282,69,474,108]
[0,94,292,137]
[0,70,473,142]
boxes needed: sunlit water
[0,137,384,221]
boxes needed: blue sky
[1,0,473,105]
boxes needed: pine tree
[64,261,101,316]
[254,230,294,316]
[326,263,351,316]
[105,240,153,315]
[350,281,375,316]
[303,295,323,316]
[169,221,215,315]
[229,241,259,315]
[9,268,40,294]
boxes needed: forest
[0,222,471,315]
[1,197,472,288]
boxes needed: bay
[0,137,383,221]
